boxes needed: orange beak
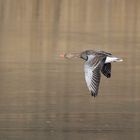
[60,53,80,59]
[59,54,65,58]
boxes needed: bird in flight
[60,50,123,97]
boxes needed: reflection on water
[0,0,140,140]
[0,62,140,140]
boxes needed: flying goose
[60,50,123,97]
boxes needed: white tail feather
[105,56,123,63]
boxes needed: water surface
[0,0,140,139]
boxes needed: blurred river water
[0,0,140,140]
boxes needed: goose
[60,50,123,97]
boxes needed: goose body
[60,50,123,97]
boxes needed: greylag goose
[60,50,123,97]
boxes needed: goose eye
[80,53,88,61]
[86,56,88,61]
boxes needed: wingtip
[107,73,111,78]
[91,91,97,97]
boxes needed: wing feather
[84,57,105,97]
[101,63,111,78]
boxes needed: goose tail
[105,56,123,63]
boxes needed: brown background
[0,0,139,140]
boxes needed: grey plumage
[63,50,123,97]
[83,51,108,97]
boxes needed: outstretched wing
[84,56,105,97]
[101,63,111,78]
